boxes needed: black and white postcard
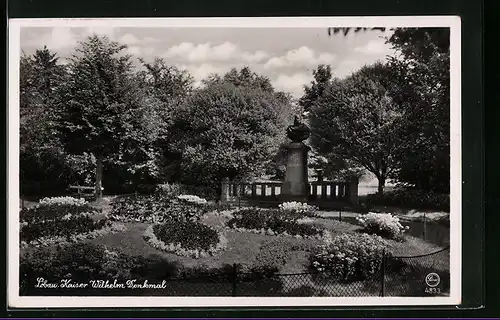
[8,16,461,308]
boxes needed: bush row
[226,208,323,238]
[20,199,111,244]
[20,243,279,296]
[363,188,449,211]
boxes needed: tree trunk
[95,154,103,200]
[377,175,386,195]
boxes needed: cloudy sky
[20,27,396,98]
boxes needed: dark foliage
[227,208,322,237]
[153,220,220,251]
[20,203,106,243]
[363,188,450,211]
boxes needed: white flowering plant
[278,201,319,220]
[356,212,409,240]
[310,232,391,281]
[39,196,88,206]
[177,194,208,205]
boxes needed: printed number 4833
[425,287,441,294]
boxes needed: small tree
[55,35,136,199]
[308,62,403,194]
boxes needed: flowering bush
[309,233,390,281]
[278,202,318,217]
[177,194,207,205]
[39,196,87,206]
[144,221,227,259]
[356,212,409,239]
[226,207,323,238]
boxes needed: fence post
[221,177,230,203]
[232,263,237,296]
[339,208,342,222]
[380,249,386,297]
[135,190,138,199]
[423,212,427,241]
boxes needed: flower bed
[110,194,215,223]
[143,220,228,259]
[309,232,391,281]
[19,197,116,245]
[356,212,409,240]
[226,208,323,239]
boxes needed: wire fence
[135,246,449,297]
[24,246,449,297]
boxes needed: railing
[221,178,359,206]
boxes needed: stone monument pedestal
[281,142,310,202]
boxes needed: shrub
[278,202,318,218]
[110,194,214,223]
[364,188,449,211]
[39,196,88,206]
[309,233,390,282]
[356,212,409,240]
[144,220,228,258]
[20,243,180,295]
[227,208,322,238]
[153,221,219,251]
[255,238,317,269]
[156,183,218,200]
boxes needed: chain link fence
[33,246,446,297]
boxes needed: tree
[55,35,137,199]
[387,28,450,192]
[138,57,194,102]
[171,78,293,191]
[19,47,82,196]
[202,66,275,93]
[308,62,404,194]
[299,65,333,113]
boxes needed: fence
[23,246,449,297]
[221,179,359,210]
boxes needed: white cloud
[273,72,311,98]
[120,33,141,44]
[241,50,269,63]
[353,38,393,55]
[164,42,269,63]
[127,46,142,56]
[83,27,116,38]
[179,63,233,87]
[264,46,336,69]
[30,27,78,51]
[333,59,366,78]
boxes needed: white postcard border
[8,16,462,308]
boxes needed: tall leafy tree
[299,64,333,113]
[55,35,137,198]
[308,62,404,194]
[202,67,275,93]
[387,28,450,192]
[19,47,78,196]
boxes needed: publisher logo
[425,273,440,287]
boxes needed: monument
[281,116,311,202]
